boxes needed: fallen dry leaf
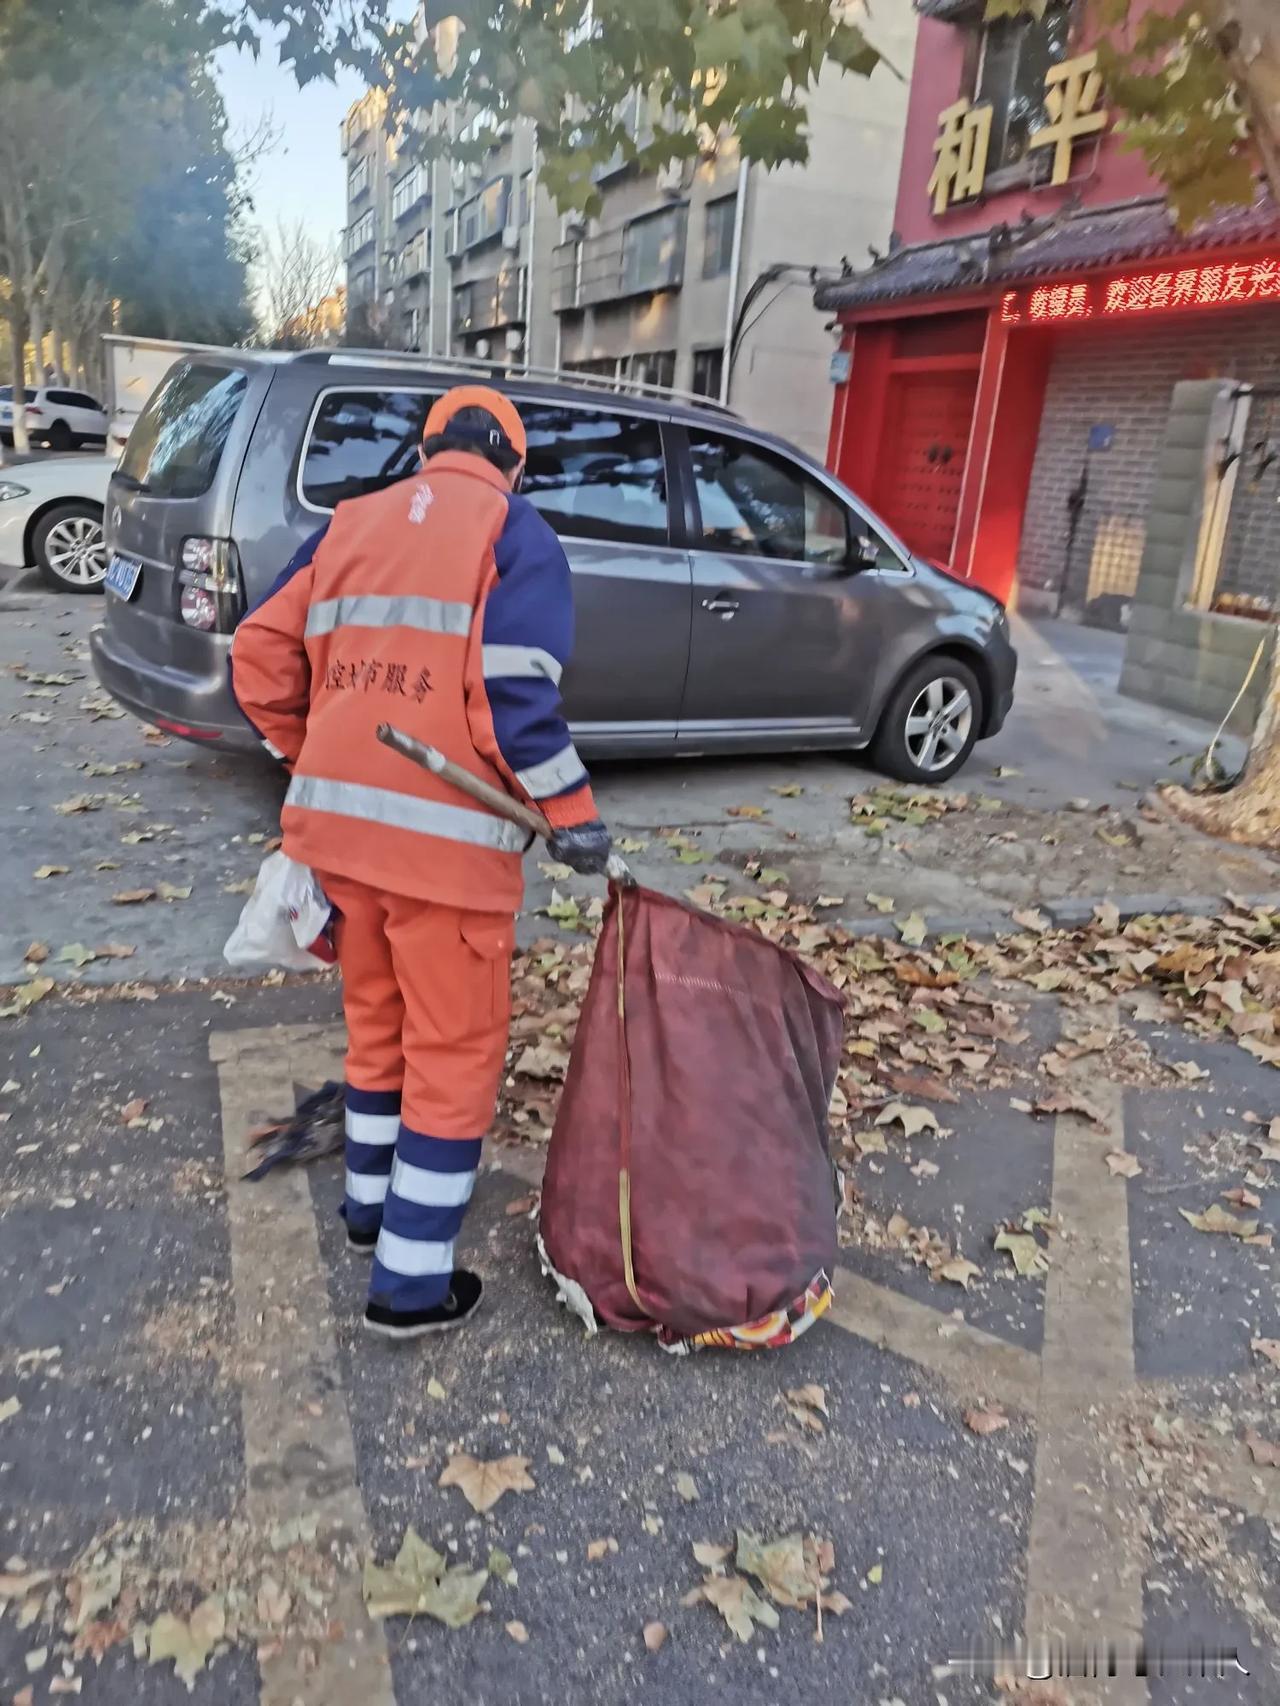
[896,913,927,947]
[148,1595,224,1690]
[33,865,69,880]
[505,1619,529,1644]
[119,1098,148,1123]
[994,1229,1049,1276]
[363,1528,487,1628]
[1179,1205,1259,1239]
[1032,1093,1105,1125]
[0,1396,22,1423]
[875,1101,942,1139]
[964,1405,1009,1436]
[22,943,48,965]
[111,889,156,906]
[673,1471,699,1503]
[1222,1187,1262,1210]
[735,1530,813,1610]
[691,1540,731,1569]
[690,1573,780,1643]
[586,1537,619,1561]
[1105,1151,1142,1179]
[937,1256,980,1290]
[504,1192,540,1217]
[438,1453,535,1513]
[1250,1337,1280,1367]
[1243,1428,1280,1468]
[642,1620,668,1652]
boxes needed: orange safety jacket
[228,450,599,912]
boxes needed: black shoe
[363,1271,483,1340]
[346,1224,378,1256]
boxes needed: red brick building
[818,0,1280,625]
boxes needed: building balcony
[451,268,526,340]
[551,208,686,313]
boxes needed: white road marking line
[1023,1070,1148,1703]
[211,1024,395,1706]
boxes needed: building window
[392,163,429,220]
[346,211,375,257]
[620,205,687,295]
[349,157,371,200]
[457,176,512,251]
[976,1,1073,173]
[702,194,737,279]
[623,350,676,390]
[519,170,533,227]
[691,347,724,399]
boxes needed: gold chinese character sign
[928,98,993,214]
[1029,51,1108,186]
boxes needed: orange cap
[422,385,527,461]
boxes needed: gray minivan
[90,349,1015,783]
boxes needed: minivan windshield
[118,361,247,499]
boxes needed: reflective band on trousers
[345,1167,390,1205]
[390,1157,477,1207]
[286,774,528,852]
[305,593,472,640]
[481,643,563,686]
[375,1227,455,1277]
[516,741,588,798]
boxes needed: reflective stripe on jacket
[228,451,598,911]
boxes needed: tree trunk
[27,294,47,385]
[1206,0,1280,205]
[9,308,29,455]
[1163,635,1280,846]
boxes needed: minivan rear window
[118,361,247,499]
[301,390,440,509]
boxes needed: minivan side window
[688,429,850,566]
[519,406,668,547]
[301,390,442,509]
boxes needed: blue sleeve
[479,494,590,801]
[228,523,330,762]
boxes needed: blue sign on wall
[1088,424,1116,452]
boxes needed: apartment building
[340,2,916,458]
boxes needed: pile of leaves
[982,900,1280,1066]
[0,1511,361,1693]
[849,783,990,833]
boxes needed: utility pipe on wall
[718,156,750,406]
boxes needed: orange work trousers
[318,871,515,1137]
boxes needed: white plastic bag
[223,852,335,972]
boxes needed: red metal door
[873,369,979,567]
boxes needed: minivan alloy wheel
[902,675,973,774]
[42,513,108,587]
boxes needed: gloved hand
[547,818,612,876]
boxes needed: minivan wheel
[33,503,108,593]
[870,656,982,785]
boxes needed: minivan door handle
[701,594,740,620]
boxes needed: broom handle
[376,722,553,837]
[376,723,633,883]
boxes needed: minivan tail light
[176,536,244,633]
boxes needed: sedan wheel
[903,676,973,775]
[869,655,983,785]
[33,503,109,593]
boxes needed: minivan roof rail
[296,346,741,417]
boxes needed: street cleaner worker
[229,386,611,1340]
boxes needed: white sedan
[0,453,116,593]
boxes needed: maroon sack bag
[539,882,844,1346]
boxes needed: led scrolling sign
[999,256,1280,326]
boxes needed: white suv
[0,386,108,450]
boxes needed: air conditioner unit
[502,223,520,252]
[562,213,586,241]
[655,159,686,197]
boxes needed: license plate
[105,554,141,601]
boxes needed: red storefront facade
[820,0,1280,616]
